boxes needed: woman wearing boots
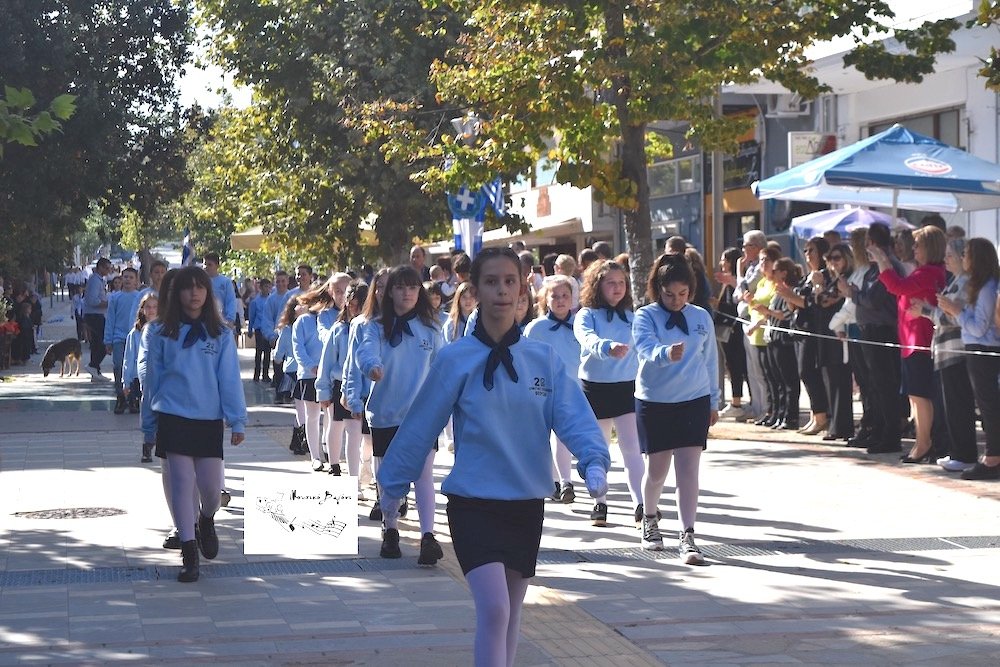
[140,266,247,582]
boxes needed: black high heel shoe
[754,416,772,426]
[900,450,934,464]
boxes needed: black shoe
[128,403,139,414]
[780,421,799,430]
[764,416,780,427]
[591,502,608,527]
[253,374,260,382]
[417,532,444,566]
[220,489,231,508]
[262,376,272,383]
[327,463,342,476]
[178,540,200,583]
[559,483,575,504]
[163,528,180,550]
[197,514,219,560]
[399,498,408,518]
[288,426,301,452]
[550,481,561,501]
[113,397,127,415]
[369,501,382,522]
[866,441,902,455]
[960,462,1000,481]
[141,443,154,463]
[847,434,873,449]
[380,528,402,559]
[753,416,772,426]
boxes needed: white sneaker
[937,456,977,473]
[679,529,705,565]
[641,515,663,551]
[719,404,746,420]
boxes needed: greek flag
[181,227,193,266]
[482,178,506,217]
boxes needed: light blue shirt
[958,277,1000,347]
[443,314,470,344]
[573,306,638,383]
[274,326,297,374]
[317,307,340,344]
[633,302,720,406]
[291,313,322,380]
[265,289,293,340]
[356,316,443,428]
[209,274,237,323]
[103,289,142,345]
[122,326,142,387]
[248,294,273,334]
[341,317,372,413]
[139,321,247,441]
[523,312,581,382]
[83,272,108,315]
[316,319,350,402]
[377,334,611,501]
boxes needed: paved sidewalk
[1,296,999,665]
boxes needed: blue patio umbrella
[753,124,1000,215]
[789,207,913,240]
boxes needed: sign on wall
[788,132,838,168]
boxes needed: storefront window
[648,155,701,198]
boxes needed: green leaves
[0,88,77,156]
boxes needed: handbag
[714,322,733,343]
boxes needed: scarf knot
[658,303,689,335]
[180,316,209,348]
[388,310,418,347]
[548,312,573,331]
[605,306,629,323]
[471,320,520,391]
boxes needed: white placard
[788,132,838,168]
[243,472,359,556]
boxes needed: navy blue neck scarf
[388,309,418,347]
[605,305,629,323]
[472,320,520,391]
[180,315,208,348]
[547,312,573,331]
[658,302,688,335]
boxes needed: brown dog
[41,338,83,377]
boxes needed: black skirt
[294,377,317,402]
[446,495,545,578]
[636,395,711,453]
[155,412,224,460]
[371,424,435,457]
[330,380,351,420]
[582,380,636,419]
[902,351,934,399]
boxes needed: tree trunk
[138,247,154,285]
[618,122,655,306]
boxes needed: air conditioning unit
[766,94,811,117]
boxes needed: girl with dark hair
[318,281,367,485]
[377,247,610,667]
[275,296,307,452]
[716,247,748,420]
[357,265,444,564]
[139,266,247,583]
[937,238,1000,480]
[574,259,645,527]
[633,253,719,562]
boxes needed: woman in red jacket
[870,225,947,464]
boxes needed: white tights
[293,398,306,426]
[380,450,437,535]
[466,563,530,667]
[597,415,644,505]
[343,418,362,477]
[167,453,224,542]
[642,446,701,531]
[551,434,572,484]
[303,400,323,461]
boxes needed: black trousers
[966,346,1000,457]
[721,327,748,399]
[253,329,272,378]
[83,314,107,369]
[823,362,855,438]
[796,338,829,414]
[768,342,800,424]
[848,339,874,436]
[859,324,901,446]
[940,361,978,463]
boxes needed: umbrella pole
[891,189,899,226]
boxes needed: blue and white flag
[181,227,193,266]
[482,178,506,217]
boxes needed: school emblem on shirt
[695,323,708,337]
[419,337,434,352]
[530,376,553,398]
[202,341,218,356]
